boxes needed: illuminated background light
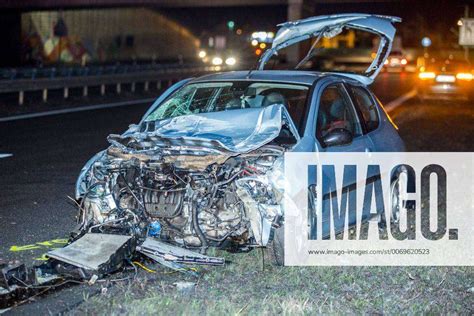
[225,57,236,66]
[212,57,223,65]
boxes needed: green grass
[76,248,473,315]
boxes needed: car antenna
[245,68,254,79]
[246,55,263,79]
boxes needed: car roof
[191,70,332,85]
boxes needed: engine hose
[191,201,208,254]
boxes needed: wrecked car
[74,14,405,266]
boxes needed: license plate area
[436,75,456,83]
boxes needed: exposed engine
[75,135,288,252]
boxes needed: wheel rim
[390,171,408,223]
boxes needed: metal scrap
[137,237,224,273]
[47,233,135,277]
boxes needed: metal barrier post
[144,81,149,92]
[42,89,48,102]
[116,83,121,94]
[64,87,69,99]
[83,86,88,97]
[19,91,24,105]
[131,82,136,93]
[101,84,105,96]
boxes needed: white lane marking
[0,98,155,122]
[384,89,417,112]
[0,153,13,159]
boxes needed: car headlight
[212,57,223,65]
[198,50,206,58]
[225,57,237,66]
[456,73,473,81]
[75,150,105,199]
[419,72,436,80]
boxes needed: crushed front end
[74,104,297,253]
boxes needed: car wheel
[389,168,411,224]
[271,225,285,266]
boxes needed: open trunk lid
[258,14,401,85]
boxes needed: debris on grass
[174,281,196,294]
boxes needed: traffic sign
[459,19,474,46]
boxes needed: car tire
[271,225,285,266]
[381,167,412,225]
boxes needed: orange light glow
[255,48,262,56]
[456,73,473,81]
[418,72,436,80]
[401,58,408,65]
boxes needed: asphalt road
[0,72,473,312]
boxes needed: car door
[345,84,383,150]
[311,82,374,239]
[315,83,374,153]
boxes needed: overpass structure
[0,0,405,67]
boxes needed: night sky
[159,0,473,49]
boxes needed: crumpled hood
[117,104,299,154]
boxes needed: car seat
[262,92,288,107]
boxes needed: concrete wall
[21,8,200,64]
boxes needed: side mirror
[322,128,353,147]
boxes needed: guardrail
[0,64,222,105]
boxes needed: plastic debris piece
[174,281,196,294]
[148,221,162,237]
[88,274,98,286]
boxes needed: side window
[316,84,362,142]
[349,86,379,132]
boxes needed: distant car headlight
[198,50,207,58]
[456,73,473,81]
[212,57,223,65]
[401,58,408,65]
[225,57,237,66]
[419,72,436,80]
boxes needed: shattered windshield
[145,81,310,129]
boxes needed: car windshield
[145,81,310,129]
